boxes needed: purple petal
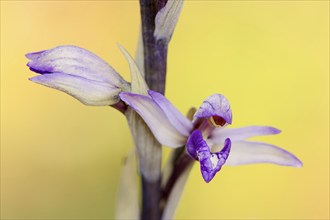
[30,73,121,106]
[148,90,193,136]
[186,130,205,160]
[27,63,52,74]
[26,45,128,87]
[201,138,231,183]
[119,92,187,148]
[186,130,231,183]
[210,126,281,143]
[194,94,232,125]
[225,140,303,167]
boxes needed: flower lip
[186,129,231,182]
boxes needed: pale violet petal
[148,90,193,136]
[225,140,303,167]
[194,94,232,124]
[30,73,121,106]
[119,92,187,147]
[117,44,148,95]
[210,126,281,143]
[26,45,128,88]
[154,0,184,43]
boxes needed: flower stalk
[139,0,169,219]
[140,0,168,94]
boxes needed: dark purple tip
[27,62,53,74]
[25,50,45,60]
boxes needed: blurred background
[1,1,329,219]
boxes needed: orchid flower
[119,90,302,182]
[26,45,130,106]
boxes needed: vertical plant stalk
[139,0,168,219]
[140,0,168,95]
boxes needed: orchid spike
[119,90,302,182]
[26,45,130,106]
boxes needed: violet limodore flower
[26,45,130,106]
[26,45,302,183]
[119,90,302,182]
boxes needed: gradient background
[1,1,329,219]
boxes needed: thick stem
[140,0,168,95]
[141,177,161,220]
[139,0,169,219]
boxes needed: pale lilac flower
[119,90,302,182]
[26,45,130,106]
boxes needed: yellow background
[1,1,329,219]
